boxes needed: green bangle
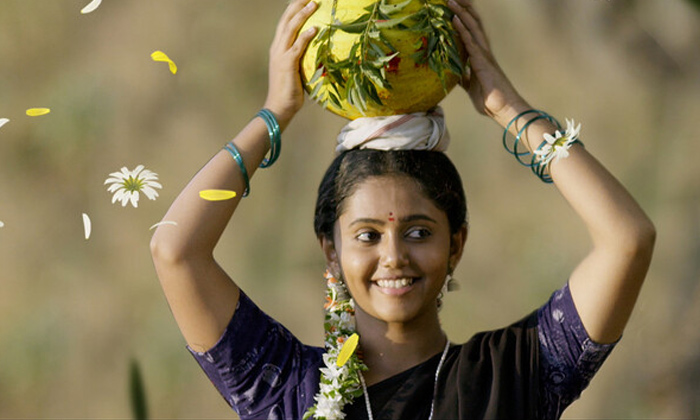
[256,109,281,168]
[224,141,250,197]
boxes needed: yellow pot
[300,0,463,120]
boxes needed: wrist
[262,101,296,133]
[491,100,532,130]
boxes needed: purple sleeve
[537,282,617,419]
[187,290,324,420]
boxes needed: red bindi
[388,212,395,222]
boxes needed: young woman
[150,0,656,418]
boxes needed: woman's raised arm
[449,0,655,344]
[150,0,317,353]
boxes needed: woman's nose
[379,234,409,268]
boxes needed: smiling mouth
[375,278,415,289]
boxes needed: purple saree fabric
[189,282,615,419]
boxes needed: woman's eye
[406,228,431,240]
[356,231,380,242]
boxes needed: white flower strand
[534,118,581,167]
[304,271,367,420]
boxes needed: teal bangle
[504,110,562,166]
[503,109,568,184]
[503,110,541,159]
[256,109,281,168]
[224,141,250,197]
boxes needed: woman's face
[323,175,466,326]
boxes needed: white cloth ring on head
[335,106,450,154]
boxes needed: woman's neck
[355,309,447,386]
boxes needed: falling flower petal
[151,51,177,74]
[80,0,102,14]
[26,108,51,117]
[336,333,359,367]
[199,189,237,201]
[149,221,178,231]
[82,213,92,240]
[0,118,9,129]
[0,221,4,228]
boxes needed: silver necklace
[358,339,451,420]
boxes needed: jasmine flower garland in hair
[304,270,368,420]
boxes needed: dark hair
[314,149,467,241]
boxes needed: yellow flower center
[123,176,144,193]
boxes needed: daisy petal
[82,213,92,240]
[80,0,102,14]
[129,192,140,208]
[26,108,51,117]
[151,51,177,75]
[145,180,162,189]
[149,221,178,231]
[199,189,237,201]
[0,118,9,129]
[141,186,160,200]
[120,192,131,207]
[0,220,4,228]
[106,183,123,192]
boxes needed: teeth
[376,278,414,288]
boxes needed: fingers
[274,0,317,50]
[290,26,318,56]
[448,0,489,51]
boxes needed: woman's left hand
[448,0,527,119]
[263,0,318,129]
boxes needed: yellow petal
[336,333,360,367]
[26,108,51,116]
[82,213,91,240]
[149,220,178,230]
[199,189,237,201]
[151,50,177,74]
[80,0,102,14]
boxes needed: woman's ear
[319,235,340,275]
[449,223,468,271]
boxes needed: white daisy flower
[104,165,162,208]
[534,118,581,166]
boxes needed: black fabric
[345,311,539,420]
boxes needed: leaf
[362,66,385,88]
[374,15,412,29]
[379,0,413,15]
[309,66,325,85]
[371,51,400,66]
[334,13,371,33]
[129,359,149,420]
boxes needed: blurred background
[1,0,698,418]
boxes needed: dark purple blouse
[189,282,615,419]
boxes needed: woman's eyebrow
[348,214,437,227]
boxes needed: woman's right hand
[263,0,318,129]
